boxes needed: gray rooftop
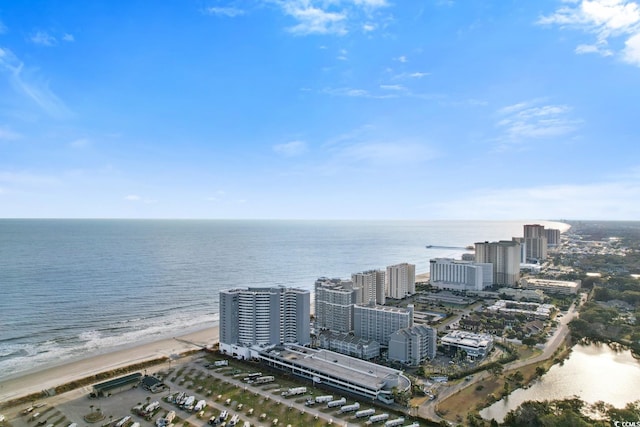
[262,345,408,392]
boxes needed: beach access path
[0,327,219,404]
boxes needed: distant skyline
[1,1,639,220]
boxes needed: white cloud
[380,84,406,91]
[323,84,443,100]
[30,31,57,46]
[282,3,347,35]
[495,100,581,149]
[351,0,388,7]
[392,71,430,80]
[623,32,640,64]
[337,48,348,60]
[323,86,400,98]
[538,0,640,66]
[124,195,141,201]
[0,47,72,118]
[204,7,245,17]
[575,43,614,55]
[319,126,437,174]
[273,140,308,156]
[62,33,75,42]
[273,0,390,36]
[395,55,408,62]
[337,141,435,165]
[323,87,370,97]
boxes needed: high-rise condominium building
[353,304,413,346]
[545,228,561,247]
[524,224,548,261]
[220,287,310,351]
[386,263,416,299]
[314,277,358,333]
[352,269,386,305]
[429,258,493,291]
[388,325,437,366]
[474,240,521,286]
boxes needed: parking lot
[2,354,422,427]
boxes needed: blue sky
[0,0,639,220]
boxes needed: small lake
[480,343,640,423]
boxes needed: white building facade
[440,330,494,361]
[388,325,437,366]
[352,269,386,305]
[474,240,521,286]
[220,287,310,358]
[429,258,493,291]
[386,263,416,299]
[353,304,413,346]
[318,331,380,360]
[521,278,581,295]
[314,277,358,333]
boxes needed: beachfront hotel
[474,240,521,286]
[524,224,549,261]
[386,262,416,299]
[314,277,359,333]
[352,269,386,305]
[219,286,310,359]
[429,258,493,291]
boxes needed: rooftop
[261,345,408,392]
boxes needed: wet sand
[0,326,218,404]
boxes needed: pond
[480,343,640,422]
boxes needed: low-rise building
[520,278,581,295]
[317,331,380,360]
[486,299,555,319]
[498,287,546,303]
[440,331,494,361]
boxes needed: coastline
[0,326,219,404]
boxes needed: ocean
[0,219,567,380]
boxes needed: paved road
[417,295,583,425]
[186,360,362,427]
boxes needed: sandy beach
[0,326,219,405]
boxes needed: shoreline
[0,325,219,404]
